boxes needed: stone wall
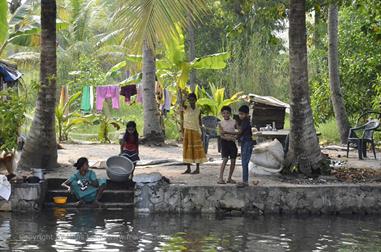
[135,181,381,215]
[0,182,46,212]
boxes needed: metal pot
[106,155,134,182]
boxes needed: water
[0,209,381,251]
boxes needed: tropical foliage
[0,0,380,150]
[0,88,26,153]
[55,91,91,142]
[196,84,243,116]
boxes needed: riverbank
[2,141,381,214]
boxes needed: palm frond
[113,0,208,51]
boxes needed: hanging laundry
[155,80,164,105]
[136,84,143,104]
[120,85,137,104]
[96,85,120,111]
[81,86,91,114]
[89,86,94,110]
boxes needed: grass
[283,115,340,145]
[316,118,340,145]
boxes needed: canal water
[0,209,380,251]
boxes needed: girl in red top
[120,121,140,174]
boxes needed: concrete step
[46,189,134,203]
[46,178,135,190]
[45,202,134,209]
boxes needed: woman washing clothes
[61,157,106,207]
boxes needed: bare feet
[182,169,191,174]
[226,179,236,184]
[74,200,84,208]
[217,179,226,184]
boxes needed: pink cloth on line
[96,85,120,111]
[136,84,143,104]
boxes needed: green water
[0,209,380,251]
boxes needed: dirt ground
[45,140,381,186]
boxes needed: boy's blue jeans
[241,140,253,183]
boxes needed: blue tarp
[0,63,22,82]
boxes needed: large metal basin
[106,155,134,182]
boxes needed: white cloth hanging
[89,85,94,110]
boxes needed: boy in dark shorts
[217,106,238,184]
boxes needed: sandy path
[46,141,381,186]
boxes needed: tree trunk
[328,3,350,144]
[141,41,164,144]
[313,4,322,50]
[18,0,58,170]
[286,0,322,175]
[186,16,196,92]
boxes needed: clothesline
[78,84,172,114]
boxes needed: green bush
[0,88,26,152]
[317,118,340,145]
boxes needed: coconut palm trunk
[186,17,196,92]
[18,0,58,170]
[328,3,350,144]
[142,41,164,143]
[286,0,322,175]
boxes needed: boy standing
[217,106,237,184]
[237,105,255,187]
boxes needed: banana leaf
[8,0,37,26]
[0,0,8,45]
[191,52,230,70]
[214,88,225,106]
[106,60,127,78]
[7,27,41,47]
[126,54,143,63]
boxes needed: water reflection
[0,210,380,251]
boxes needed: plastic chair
[346,120,380,160]
[201,116,219,154]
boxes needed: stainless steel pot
[106,155,134,182]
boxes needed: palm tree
[18,0,58,170]
[114,0,208,143]
[286,0,322,175]
[328,3,350,144]
[186,17,196,92]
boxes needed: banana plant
[55,91,91,142]
[196,83,243,116]
[0,0,68,59]
[116,29,230,90]
[91,101,122,143]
